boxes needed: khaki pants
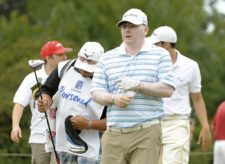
[101,124,161,164]
[31,143,56,164]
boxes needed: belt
[107,119,160,134]
[162,115,189,121]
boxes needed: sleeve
[41,67,60,98]
[91,59,109,93]
[158,51,176,88]
[190,62,202,93]
[13,74,33,106]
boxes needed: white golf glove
[116,76,140,91]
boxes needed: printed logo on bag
[59,86,92,108]
[75,80,83,90]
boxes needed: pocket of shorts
[182,144,190,163]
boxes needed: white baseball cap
[147,26,177,44]
[74,42,104,73]
[117,8,148,27]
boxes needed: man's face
[79,69,93,78]
[47,53,68,68]
[120,22,148,44]
[78,56,96,77]
[154,42,165,48]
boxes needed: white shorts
[213,140,225,164]
[159,119,190,164]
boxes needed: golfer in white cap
[148,26,211,164]
[91,9,175,164]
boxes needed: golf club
[28,60,45,69]
[28,59,60,164]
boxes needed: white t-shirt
[55,62,104,160]
[163,50,202,115]
[13,66,48,144]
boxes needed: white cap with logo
[147,26,177,44]
[74,42,104,73]
[117,8,148,27]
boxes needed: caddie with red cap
[11,40,72,164]
[41,41,72,60]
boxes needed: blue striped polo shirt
[91,42,175,128]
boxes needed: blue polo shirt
[91,42,175,128]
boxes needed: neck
[169,49,177,64]
[44,64,54,75]
[125,40,144,56]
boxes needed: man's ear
[144,26,149,36]
[164,42,171,48]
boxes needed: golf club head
[28,60,45,69]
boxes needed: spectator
[211,101,225,164]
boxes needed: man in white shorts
[147,26,211,164]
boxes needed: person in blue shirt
[91,8,175,164]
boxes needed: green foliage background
[0,0,224,163]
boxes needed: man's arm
[70,116,106,131]
[41,68,60,97]
[37,94,53,113]
[38,67,60,113]
[115,77,175,97]
[92,90,132,108]
[191,92,211,151]
[138,82,174,97]
[11,103,24,143]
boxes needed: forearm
[12,103,24,128]
[194,101,209,128]
[92,91,113,106]
[41,68,60,97]
[192,93,210,128]
[137,82,174,97]
[89,118,106,131]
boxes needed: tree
[0,0,224,163]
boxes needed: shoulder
[58,59,76,78]
[58,59,74,72]
[99,47,122,62]
[58,60,72,70]
[143,40,170,56]
[105,47,121,56]
[23,71,35,81]
[150,46,169,56]
[179,53,199,68]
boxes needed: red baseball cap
[40,41,72,60]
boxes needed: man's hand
[113,94,132,108]
[116,76,140,91]
[37,99,48,113]
[198,126,212,151]
[70,115,89,130]
[11,127,22,143]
